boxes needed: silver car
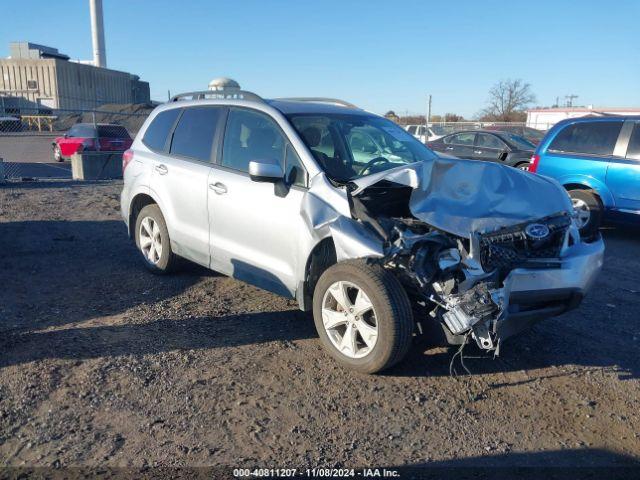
[121,90,604,374]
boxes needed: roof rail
[275,97,359,109]
[170,90,264,103]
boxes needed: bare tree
[444,112,464,122]
[480,79,536,122]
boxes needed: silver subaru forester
[121,89,604,373]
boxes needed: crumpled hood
[351,158,573,237]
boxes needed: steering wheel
[359,156,390,176]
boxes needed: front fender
[557,174,614,207]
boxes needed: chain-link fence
[0,106,151,180]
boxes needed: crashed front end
[303,158,604,352]
[377,210,603,350]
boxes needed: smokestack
[89,0,107,68]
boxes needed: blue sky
[2,0,638,117]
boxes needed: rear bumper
[120,186,131,234]
[494,235,604,342]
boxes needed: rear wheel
[312,260,413,374]
[134,204,179,274]
[568,189,603,237]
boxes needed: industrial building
[0,42,150,112]
[526,106,640,131]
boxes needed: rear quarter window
[548,121,622,156]
[143,109,181,152]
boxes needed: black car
[428,130,536,170]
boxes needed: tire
[568,189,603,238]
[134,204,180,274]
[312,260,413,374]
[52,144,63,162]
[514,162,530,171]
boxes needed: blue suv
[530,116,640,235]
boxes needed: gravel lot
[0,180,639,475]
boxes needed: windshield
[287,113,437,181]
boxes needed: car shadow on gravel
[0,219,206,332]
[388,448,639,479]
[0,310,314,368]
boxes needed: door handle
[474,150,482,154]
[155,164,168,175]
[209,182,227,194]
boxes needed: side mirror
[248,160,284,183]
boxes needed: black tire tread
[313,259,413,374]
[134,204,179,274]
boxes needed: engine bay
[349,181,574,351]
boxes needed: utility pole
[565,94,578,108]
[426,94,432,125]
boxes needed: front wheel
[312,260,413,374]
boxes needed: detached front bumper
[493,234,605,342]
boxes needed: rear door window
[476,133,506,149]
[143,109,181,152]
[448,132,475,146]
[548,121,623,156]
[170,106,223,162]
[625,124,640,161]
[407,126,417,134]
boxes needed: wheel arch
[128,192,160,238]
[560,176,614,208]
[297,237,338,311]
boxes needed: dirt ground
[0,180,639,475]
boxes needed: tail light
[427,143,434,149]
[529,154,540,173]
[122,149,134,173]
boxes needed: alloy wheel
[321,280,378,359]
[139,216,163,265]
[571,197,591,229]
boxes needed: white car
[120,90,604,374]
[405,124,445,143]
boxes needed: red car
[52,123,133,162]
